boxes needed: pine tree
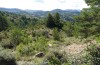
[0,14,9,31]
[46,13,55,28]
[53,12,63,29]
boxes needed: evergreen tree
[46,13,55,28]
[0,14,9,31]
[54,12,63,29]
[46,12,63,29]
[85,0,100,7]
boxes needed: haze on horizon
[0,0,88,11]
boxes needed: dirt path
[63,44,87,55]
[62,40,97,56]
[60,43,88,65]
[17,61,35,65]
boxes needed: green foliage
[46,13,63,29]
[10,27,22,47]
[46,13,55,28]
[16,43,35,56]
[44,51,68,65]
[47,55,61,65]
[0,14,9,31]
[62,22,74,37]
[74,0,100,38]
[63,22,81,37]
[54,12,63,29]
[34,36,48,52]
[95,34,100,43]
[0,0,100,64]
[76,8,100,22]
[87,44,100,65]
[72,22,81,38]
[74,5,100,38]
[16,36,48,56]
[32,28,49,38]
[9,27,31,48]
[0,38,13,49]
[53,28,60,41]
[85,0,100,7]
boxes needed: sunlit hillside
[0,0,100,65]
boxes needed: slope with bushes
[0,0,100,65]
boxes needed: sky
[0,0,88,11]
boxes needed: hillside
[0,7,28,14]
[0,0,100,64]
[0,8,100,65]
[0,8,80,21]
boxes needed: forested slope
[0,0,100,65]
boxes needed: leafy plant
[53,28,60,41]
[87,44,100,65]
[16,36,48,56]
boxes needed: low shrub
[16,43,35,56]
[87,44,100,65]
[0,38,14,49]
[53,28,60,41]
[42,51,68,65]
[0,49,17,65]
[16,36,48,56]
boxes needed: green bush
[47,55,61,65]
[16,43,35,56]
[53,28,60,41]
[32,29,49,38]
[10,27,22,47]
[0,15,9,32]
[43,51,68,65]
[46,13,63,29]
[34,36,48,52]
[87,44,100,65]
[16,36,48,56]
[62,22,73,37]
[0,38,13,49]
[9,27,32,48]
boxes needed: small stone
[48,44,52,47]
[35,52,44,58]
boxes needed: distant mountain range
[0,8,28,14]
[0,7,80,21]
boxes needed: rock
[35,52,44,58]
[48,44,52,47]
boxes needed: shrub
[47,55,61,65]
[34,36,48,52]
[16,36,48,56]
[32,29,49,38]
[9,27,32,48]
[0,49,17,65]
[10,27,22,47]
[62,22,74,37]
[0,15,9,32]
[46,13,55,28]
[0,38,13,49]
[16,43,35,56]
[42,51,68,65]
[46,13,63,29]
[53,28,60,41]
[87,44,100,65]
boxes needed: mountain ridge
[0,7,80,21]
[0,7,80,13]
